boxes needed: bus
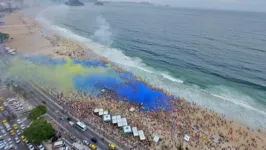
[75,121,87,131]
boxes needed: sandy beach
[1,10,266,150]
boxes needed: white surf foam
[36,8,266,130]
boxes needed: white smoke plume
[93,16,113,46]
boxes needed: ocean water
[35,3,266,129]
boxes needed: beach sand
[1,10,266,150]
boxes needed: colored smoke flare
[3,55,172,110]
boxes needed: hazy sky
[109,0,266,12]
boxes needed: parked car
[14,137,20,143]
[20,124,25,130]
[7,138,12,144]
[16,130,21,135]
[37,144,45,150]
[91,137,97,143]
[1,129,7,136]
[17,119,22,125]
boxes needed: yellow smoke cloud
[6,56,115,92]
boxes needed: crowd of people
[40,76,266,150]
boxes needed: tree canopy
[28,105,47,120]
[23,118,55,144]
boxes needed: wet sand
[1,10,266,150]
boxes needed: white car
[17,119,22,125]
[14,137,20,143]
[37,144,45,150]
[7,138,12,145]
[20,124,25,130]
[16,130,21,135]
[28,144,34,150]
[1,129,6,136]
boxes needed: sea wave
[36,11,266,129]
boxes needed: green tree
[23,119,55,144]
[28,105,47,120]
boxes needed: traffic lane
[23,86,109,150]
[24,84,109,150]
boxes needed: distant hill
[65,0,85,6]
[94,1,104,5]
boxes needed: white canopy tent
[138,130,146,140]
[103,114,111,122]
[98,109,104,116]
[132,127,139,136]
[153,135,160,143]
[112,115,121,124]
[184,134,190,142]
[103,111,108,115]
[121,118,128,126]
[117,118,122,127]
[93,108,99,113]
[123,126,132,134]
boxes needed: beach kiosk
[153,135,160,143]
[103,114,111,122]
[123,125,132,134]
[112,115,121,124]
[138,130,146,140]
[184,134,190,142]
[94,108,99,113]
[118,118,127,127]
[132,127,139,136]
[98,108,104,116]
[117,117,123,127]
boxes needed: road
[21,83,110,150]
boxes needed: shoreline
[1,9,266,150]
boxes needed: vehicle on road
[4,123,11,131]
[16,130,21,135]
[16,119,22,125]
[108,143,115,150]
[21,135,26,142]
[7,138,12,144]
[37,144,45,150]
[0,126,3,130]
[75,121,87,131]
[83,140,89,145]
[69,121,74,126]
[4,145,8,150]
[12,124,18,130]
[70,136,77,141]
[91,137,97,143]
[1,129,6,136]
[0,139,5,149]
[2,119,7,124]
[54,140,65,148]
[0,106,4,111]
[28,144,34,150]
[41,101,46,104]
[89,144,98,150]
[14,136,20,143]
[10,130,15,136]
[20,124,25,130]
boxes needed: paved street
[22,83,111,150]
